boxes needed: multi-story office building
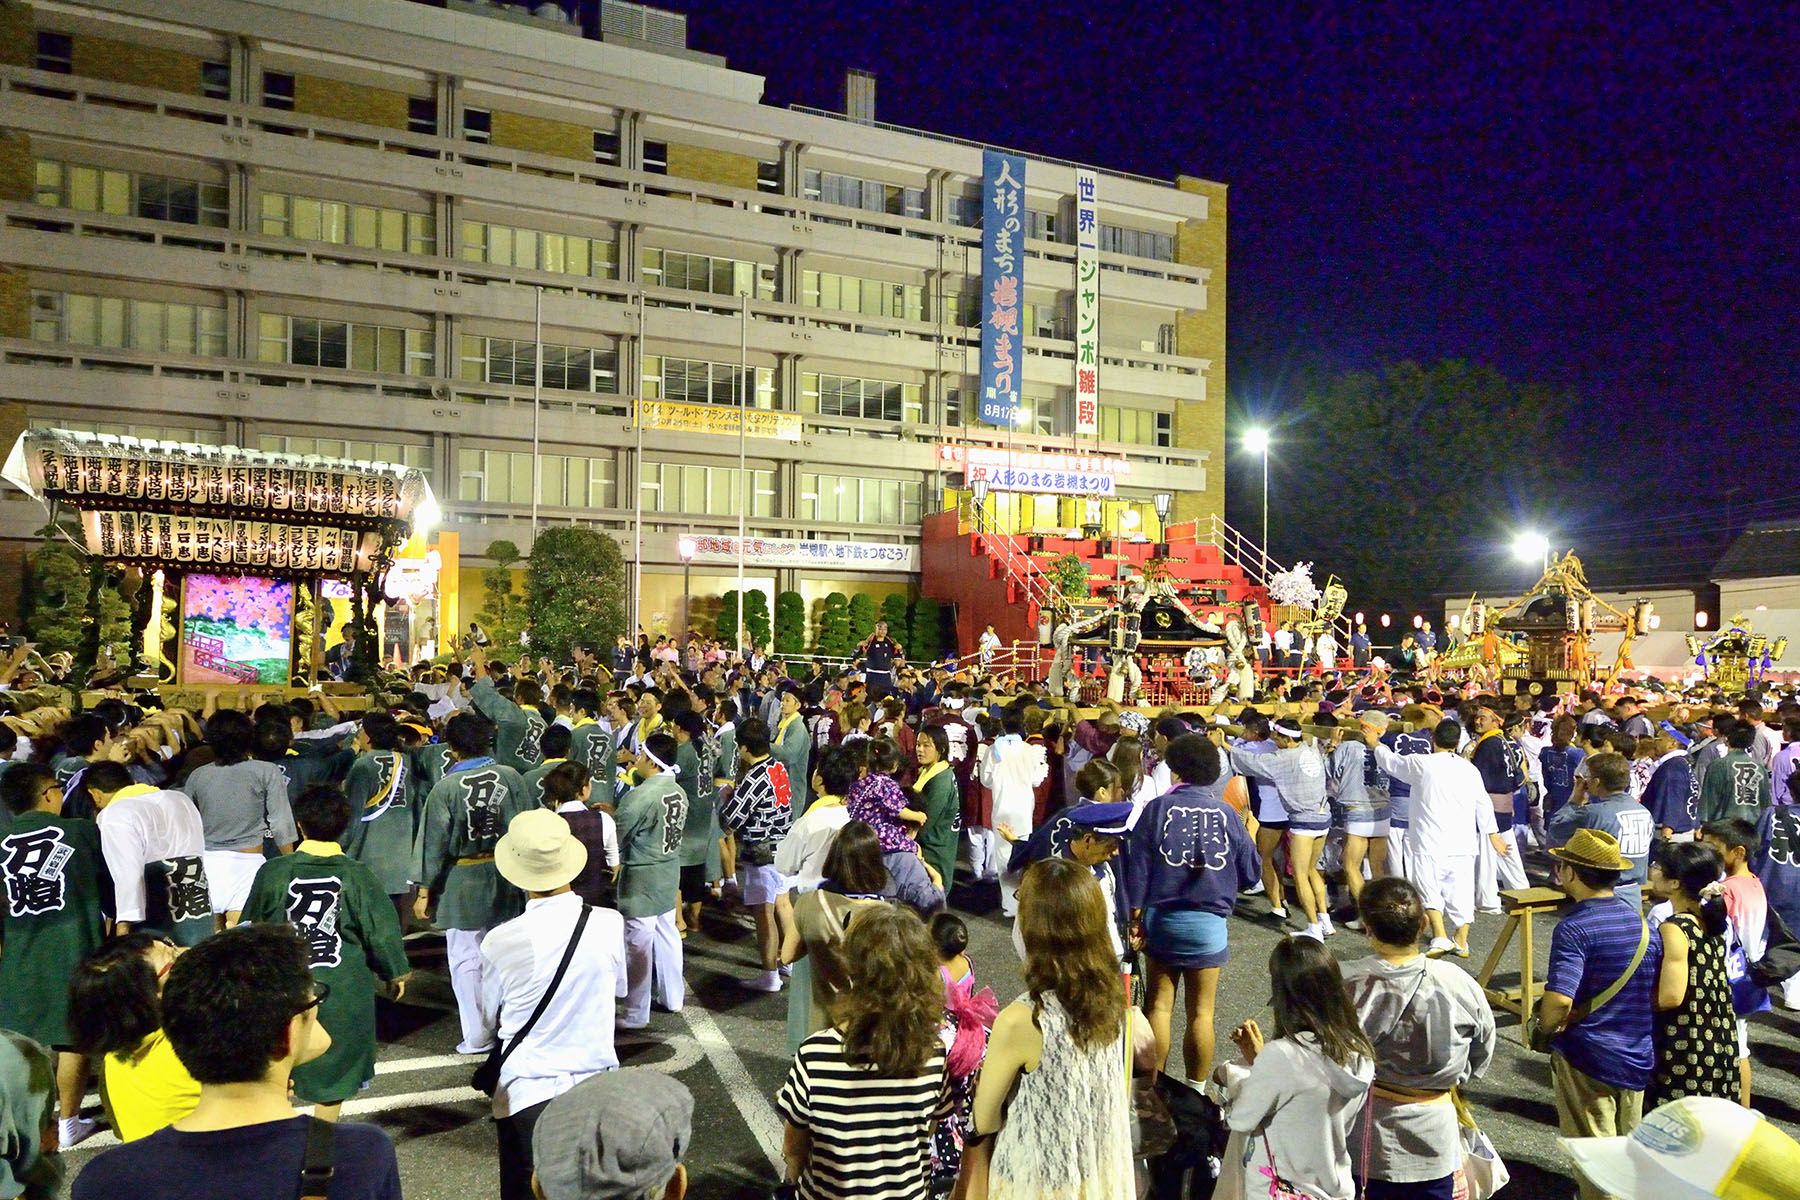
[0,0,1225,641]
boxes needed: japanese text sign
[979,149,1027,427]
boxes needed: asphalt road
[58,858,1800,1200]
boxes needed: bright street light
[1243,428,1270,454]
[1513,532,1550,572]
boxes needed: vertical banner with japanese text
[979,149,1026,426]
[1074,168,1100,435]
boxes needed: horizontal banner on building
[635,400,802,442]
[4,429,429,523]
[969,466,1116,496]
[686,534,917,572]
[82,510,382,574]
[937,444,1133,478]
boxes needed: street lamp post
[1243,428,1270,553]
[1152,491,1173,555]
[677,534,697,656]
[971,476,990,534]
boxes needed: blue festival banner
[978,149,1026,426]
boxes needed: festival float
[2,428,437,704]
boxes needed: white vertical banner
[1074,168,1100,435]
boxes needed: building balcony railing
[0,63,1211,287]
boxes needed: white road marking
[676,1002,785,1174]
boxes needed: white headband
[644,746,679,777]
[1273,721,1303,738]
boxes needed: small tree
[476,539,528,652]
[847,593,876,645]
[908,597,944,664]
[1047,553,1091,603]
[743,588,772,652]
[879,593,910,642]
[716,590,741,645]
[24,536,132,666]
[525,528,627,661]
[816,592,853,658]
[775,591,807,656]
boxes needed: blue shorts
[1143,906,1229,970]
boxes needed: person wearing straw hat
[1539,827,1663,1200]
[480,807,627,1200]
[1562,1095,1800,1200]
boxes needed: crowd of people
[0,627,1793,1199]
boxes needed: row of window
[459,336,619,393]
[800,373,924,424]
[29,291,227,357]
[641,356,777,409]
[639,249,776,300]
[259,192,436,256]
[255,315,435,376]
[461,220,617,278]
[801,271,925,323]
[801,473,925,526]
[29,30,1182,261]
[34,160,229,227]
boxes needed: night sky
[665,2,1799,580]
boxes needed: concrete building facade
[0,0,1226,635]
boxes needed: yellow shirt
[105,1031,200,1142]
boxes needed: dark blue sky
[668,2,1799,564]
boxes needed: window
[52,417,218,445]
[260,435,428,469]
[461,220,616,279]
[800,373,922,423]
[1025,209,1058,242]
[1098,405,1172,447]
[1099,223,1174,262]
[641,356,775,409]
[639,464,773,518]
[407,96,437,136]
[799,473,921,526]
[462,107,491,145]
[757,160,782,193]
[457,449,612,507]
[35,161,228,227]
[593,129,620,166]
[640,249,775,300]
[459,336,619,393]
[800,271,924,322]
[256,314,434,376]
[641,140,667,174]
[801,169,925,219]
[261,192,435,255]
[946,192,982,228]
[201,60,230,100]
[31,290,226,356]
[35,32,72,74]
[261,70,295,111]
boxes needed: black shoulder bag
[472,904,592,1097]
[299,1115,336,1200]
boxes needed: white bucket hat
[496,809,588,893]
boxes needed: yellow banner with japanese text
[635,399,801,442]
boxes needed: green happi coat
[0,811,104,1047]
[675,738,722,878]
[412,759,531,930]
[341,750,419,896]
[410,742,452,795]
[913,761,961,889]
[522,758,570,809]
[242,843,409,1103]
[772,712,812,814]
[568,719,612,781]
[614,772,687,919]
[470,677,547,773]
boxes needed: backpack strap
[299,1115,335,1200]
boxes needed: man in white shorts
[1325,712,1391,926]
[717,719,794,993]
[1367,717,1508,958]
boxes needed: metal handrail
[968,504,1056,616]
[1202,513,1353,644]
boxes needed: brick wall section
[71,35,202,94]
[0,267,28,339]
[0,3,32,69]
[490,110,590,162]
[295,75,410,131]
[1173,175,1227,527]
[0,130,31,204]
[666,143,758,191]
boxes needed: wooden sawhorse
[1474,886,1567,1044]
